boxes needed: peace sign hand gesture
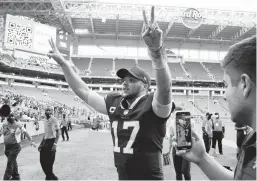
[142,6,163,52]
[47,38,65,66]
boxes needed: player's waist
[133,147,161,153]
[114,150,162,167]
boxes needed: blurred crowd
[0,88,100,123]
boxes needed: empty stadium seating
[183,62,211,80]
[137,60,154,78]
[115,59,136,72]
[72,58,91,72]
[168,63,187,79]
[90,58,113,77]
[203,62,224,81]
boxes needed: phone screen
[176,111,192,150]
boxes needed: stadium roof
[0,0,256,44]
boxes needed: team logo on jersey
[123,110,129,115]
[109,107,116,114]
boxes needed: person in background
[67,115,72,131]
[38,107,60,180]
[202,113,213,153]
[61,114,69,141]
[211,112,225,156]
[0,112,36,180]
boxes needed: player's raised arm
[142,7,173,118]
[47,38,107,115]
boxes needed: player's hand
[172,129,207,165]
[51,145,57,152]
[47,38,65,66]
[142,6,163,51]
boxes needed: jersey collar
[120,94,146,110]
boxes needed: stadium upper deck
[0,0,256,44]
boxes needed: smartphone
[175,111,192,150]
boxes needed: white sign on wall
[4,14,56,55]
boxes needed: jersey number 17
[112,121,140,154]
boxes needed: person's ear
[240,74,252,99]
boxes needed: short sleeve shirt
[44,117,60,139]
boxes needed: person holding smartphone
[168,106,192,180]
[172,36,256,180]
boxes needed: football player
[47,6,174,180]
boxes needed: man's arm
[169,126,175,153]
[198,153,234,180]
[23,131,33,142]
[19,124,35,145]
[47,38,107,115]
[142,7,172,118]
[175,129,234,180]
[54,119,60,144]
[222,121,225,134]
[202,119,207,133]
[0,125,3,137]
[54,129,60,144]
[152,52,172,106]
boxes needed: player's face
[122,75,145,98]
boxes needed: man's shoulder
[106,92,122,99]
[105,92,123,106]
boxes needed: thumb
[191,129,200,141]
[176,150,187,156]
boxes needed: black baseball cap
[0,104,11,117]
[117,66,151,87]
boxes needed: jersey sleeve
[104,92,121,115]
[151,92,175,118]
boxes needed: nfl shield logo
[124,110,129,115]
[163,153,171,166]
